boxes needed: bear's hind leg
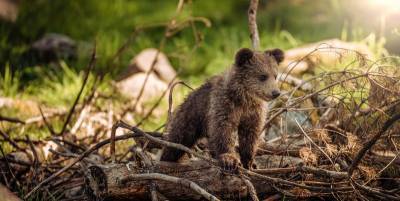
[160,119,201,161]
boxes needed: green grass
[0,63,20,97]
[1,0,392,79]
[24,61,97,107]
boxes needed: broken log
[85,160,275,201]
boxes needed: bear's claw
[218,153,241,172]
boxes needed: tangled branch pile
[0,45,399,201]
[1,0,400,200]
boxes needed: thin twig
[0,115,25,124]
[58,43,97,136]
[240,175,259,201]
[351,179,400,200]
[112,121,353,193]
[0,147,21,188]
[254,166,348,179]
[150,183,159,201]
[348,113,400,177]
[23,132,141,199]
[122,0,188,118]
[263,73,368,133]
[135,74,180,127]
[38,105,56,136]
[115,120,214,163]
[295,119,335,167]
[167,81,193,124]
[0,129,22,151]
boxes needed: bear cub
[161,48,284,170]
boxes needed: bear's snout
[271,90,281,99]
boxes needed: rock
[266,110,312,142]
[116,72,168,110]
[0,97,40,115]
[30,33,77,63]
[0,97,64,118]
[254,155,303,168]
[280,60,309,75]
[280,38,374,75]
[122,48,177,83]
[8,151,30,164]
[0,0,19,22]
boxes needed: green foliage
[25,62,97,107]
[0,0,353,74]
[362,33,388,57]
[0,63,20,97]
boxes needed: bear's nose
[271,90,281,99]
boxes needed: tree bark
[85,160,275,201]
[248,0,260,50]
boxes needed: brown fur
[160,48,284,169]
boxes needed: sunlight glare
[369,0,400,12]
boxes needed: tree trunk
[85,160,275,201]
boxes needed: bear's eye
[259,74,268,82]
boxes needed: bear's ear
[235,48,253,67]
[265,48,284,64]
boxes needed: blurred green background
[0,0,399,106]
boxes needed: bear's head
[233,48,284,101]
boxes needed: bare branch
[248,0,260,50]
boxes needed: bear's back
[167,75,223,138]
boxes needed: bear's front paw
[243,160,257,170]
[251,162,258,170]
[218,153,241,172]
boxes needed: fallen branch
[85,161,271,201]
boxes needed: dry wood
[240,175,260,201]
[23,132,142,199]
[121,173,220,201]
[85,161,273,201]
[248,0,260,50]
[348,113,400,177]
[0,115,25,124]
